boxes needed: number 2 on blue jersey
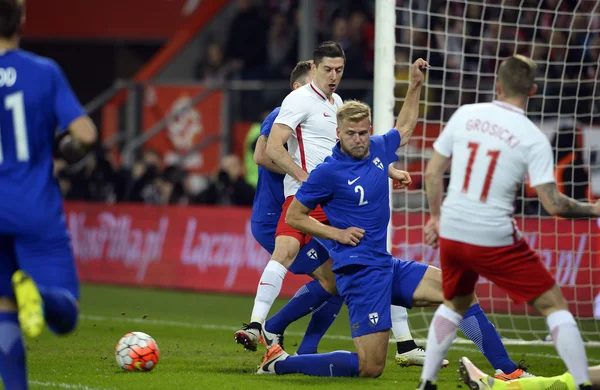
[0,91,29,164]
[354,185,369,206]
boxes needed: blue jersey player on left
[255,60,532,384]
[0,1,98,388]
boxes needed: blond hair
[336,100,371,126]
[498,55,537,97]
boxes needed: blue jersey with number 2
[0,49,85,233]
[295,129,401,271]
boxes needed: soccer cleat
[12,270,44,338]
[256,345,289,375]
[396,346,449,368]
[234,322,263,352]
[459,356,496,389]
[494,360,534,380]
[261,326,284,350]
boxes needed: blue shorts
[0,222,80,300]
[289,238,332,275]
[251,220,277,254]
[335,258,429,338]
[251,220,331,275]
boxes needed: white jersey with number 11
[434,100,556,247]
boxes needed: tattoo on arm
[540,183,595,218]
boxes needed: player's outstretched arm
[266,123,308,182]
[254,135,286,174]
[395,58,429,146]
[424,151,451,248]
[535,182,600,219]
[55,116,98,164]
[286,198,365,246]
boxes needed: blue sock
[275,350,359,377]
[297,293,343,354]
[265,280,330,335]
[38,287,79,335]
[460,303,517,373]
[0,312,27,390]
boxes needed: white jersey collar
[493,100,525,115]
[309,82,327,101]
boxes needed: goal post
[373,0,397,252]
[375,0,600,346]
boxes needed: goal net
[376,0,600,345]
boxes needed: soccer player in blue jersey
[247,61,438,365]
[0,1,97,388]
[255,60,531,383]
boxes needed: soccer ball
[115,331,160,372]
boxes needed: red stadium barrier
[65,203,598,317]
[66,202,312,297]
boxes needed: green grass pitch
[23,284,600,389]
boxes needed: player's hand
[54,133,87,164]
[424,217,440,249]
[411,58,430,87]
[335,227,365,246]
[390,169,412,189]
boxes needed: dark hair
[289,60,312,89]
[0,0,22,39]
[498,55,537,98]
[313,41,345,66]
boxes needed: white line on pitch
[80,314,600,364]
[29,380,114,390]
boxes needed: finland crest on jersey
[373,157,384,170]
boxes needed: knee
[357,350,387,378]
[271,253,293,269]
[317,278,337,295]
[272,242,299,269]
[358,362,385,378]
[50,314,79,335]
[51,319,78,335]
[311,261,337,295]
[48,295,80,335]
[530,285,569,317]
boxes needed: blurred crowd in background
[54,149,256,206]
[55,0,600,209]
[197,0,600,121]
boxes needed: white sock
[390,305,413,342]
[546,310,590,385]
[421,304,462,382]
[250,260,288,324]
